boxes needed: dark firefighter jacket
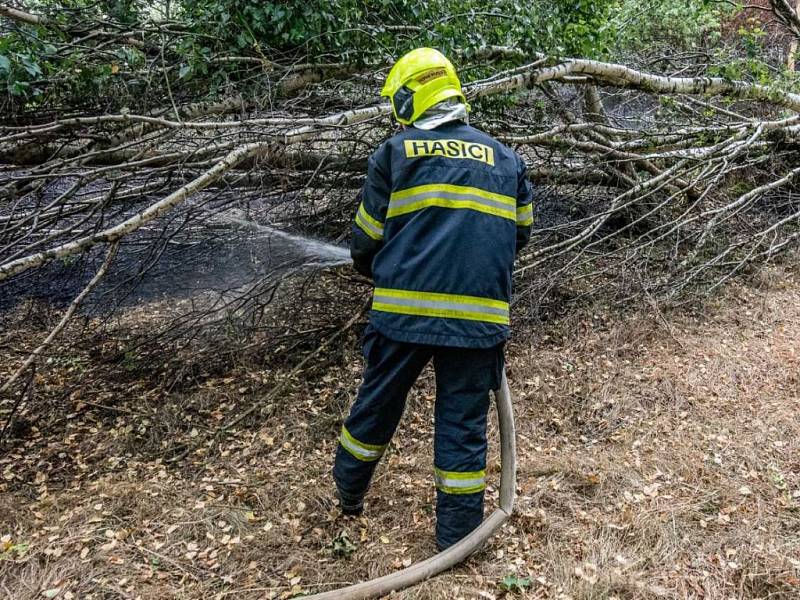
[350,120,534,349]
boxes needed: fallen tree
[3,0,800,416]
[3,56,800,288]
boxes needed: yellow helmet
[381,48,467,125]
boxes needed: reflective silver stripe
[355,205,384,240]
[340,435,382,460]
[434,467,487,494]
[390,190,514,212]
[339,426,385,462]
[517,203,533,226]
[387,184,516,221]
[434,473,485,489]
[356,214,384,239]
[373,293,508,318]
[372,287,510,325]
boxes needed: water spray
[209,208,352,267]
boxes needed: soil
[1,266,799,599]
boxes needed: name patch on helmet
[417,68,447,84]
[404,139,495,166]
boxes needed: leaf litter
[1,266,799,598]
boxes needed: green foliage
[327,530,357,558]
[738,22,767,59]
[0,538,29,560]
[609,0,727,53]
[0,1,146,105]
[538,0,618,58]
[181,0,366,58]
[707,22,800,93]
[0,0,782,113]
[180,0,619,62]
[101,0,142,24]
[727,179,755,198]
[498,573,532,593]
[0,32,49,98]
[169,0,621,107]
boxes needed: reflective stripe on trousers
[339,425,387,462]
[372,288,510,325]
[434,467,487,495]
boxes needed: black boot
[338,490,364,516]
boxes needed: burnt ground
[0,169,576,315]
[0,264,799,599]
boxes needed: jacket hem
[369,314,509,349]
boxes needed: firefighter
[333,47,533,550]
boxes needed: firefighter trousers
[333,324,504,549]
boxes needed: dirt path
[1,270,799,599]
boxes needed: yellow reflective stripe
[387,198,514,221]
[391,184,514,206]
[372,288,510,326]
[434,467,487,495]
[517,203,534,226]
[355,203,384,240]
[387,184,515,221]
[372,302,509,325]
[355,213,382,240]
[339,426,386,462]
[375,287,508,310]
[358,203,384,231]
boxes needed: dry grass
[2,266,800,599]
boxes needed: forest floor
[1,265,799,600]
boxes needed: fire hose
[305,370,516,600]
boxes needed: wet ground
[0,170,578,314]
[0,172,351,313]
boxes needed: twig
[167,299,368,463]
[0,365,35,443]
[0,241,119,396]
